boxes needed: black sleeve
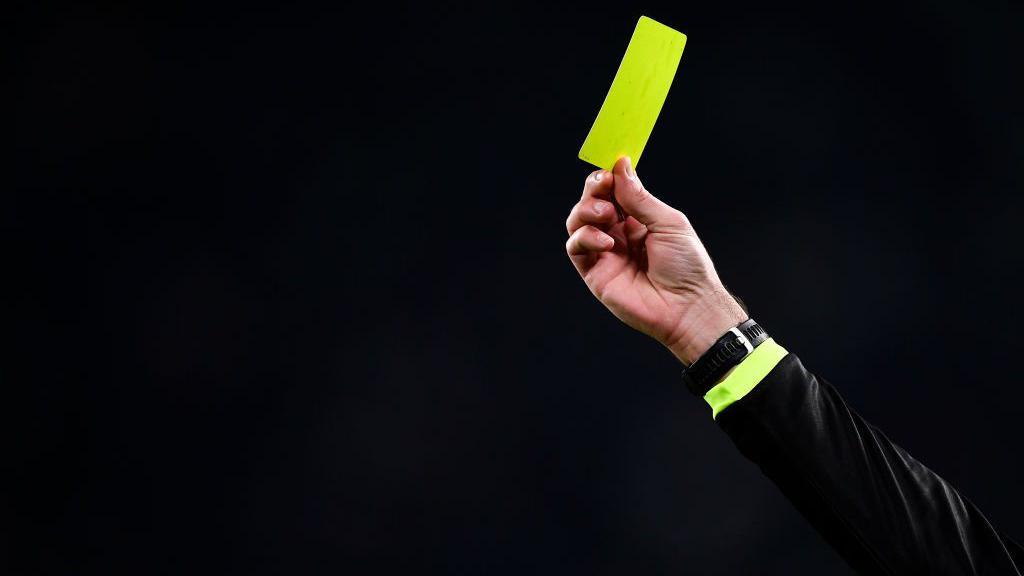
[715,353,1024,575]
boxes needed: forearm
[711,350,1023,575]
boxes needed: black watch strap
[681,319,769,397]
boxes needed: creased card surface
[578,16,687,170]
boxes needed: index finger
[581,169,614,201]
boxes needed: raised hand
[565,156,747,364]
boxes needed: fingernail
[594,171,603,182]
[623,157,635,179]
[593,202,606,215]
[603,234,614,247]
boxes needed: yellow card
[578,16,687,170]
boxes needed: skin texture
[565,156,746,365]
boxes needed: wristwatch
[681,318,769,397]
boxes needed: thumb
[612,156,681,228]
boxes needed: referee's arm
[710,345,1024,574]
[565,157,1024,575]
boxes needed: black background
[8,0,1024,573]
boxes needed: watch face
[684,322,767,396]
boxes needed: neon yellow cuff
[703,338,788,419]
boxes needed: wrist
[665,290,747,365]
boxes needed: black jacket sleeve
[715,352,1024,575]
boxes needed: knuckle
[631,185,651,204]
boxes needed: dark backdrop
[8,1,1024,574]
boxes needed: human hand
[565,157,747,365]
